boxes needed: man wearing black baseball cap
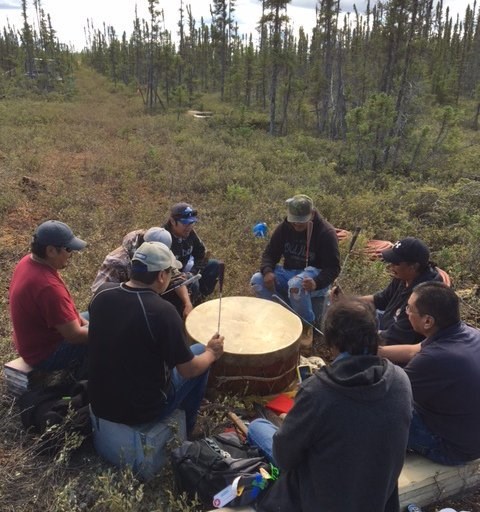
[362,237,444,345]
[164,202,220,304]
[9,220,89,373]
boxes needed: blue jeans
[34,311,89,374]
[408,410,466,466]
[247,418,278,465]
[157,343,209,433]
[251,265,329,323]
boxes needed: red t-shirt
[9,254,81,366]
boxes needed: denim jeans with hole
[250,265,329,323]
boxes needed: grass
[1,65,480,510]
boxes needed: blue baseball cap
[170,203,198,224]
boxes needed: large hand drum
[185,296,303,395]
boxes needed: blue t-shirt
[405,322,480,461]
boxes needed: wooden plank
[399,454,480,508]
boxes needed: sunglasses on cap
[175,208,197,218]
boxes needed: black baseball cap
[33,220,87,251]
[381,237,430,266]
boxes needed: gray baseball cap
[34,220,87,251]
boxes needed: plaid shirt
[91,230,144,293]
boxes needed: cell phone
[297,364,313,383]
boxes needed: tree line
[2,0,479,172]
[0,0,75,94]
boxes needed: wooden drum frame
[185,296,303,396]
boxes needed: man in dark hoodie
[247,298,413,512]
[250,194,340,330]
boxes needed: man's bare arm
[176,334,224,378]
[175,285,193,318]
[56,319,89,344]
[378,343,421,364]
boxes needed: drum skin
[185,296,303,396]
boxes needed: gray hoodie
[258,356,412,512]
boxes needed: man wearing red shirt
[9,220,88,372]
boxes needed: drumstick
[332,226,361,299]
[160,273,202,295]
[227,411,248,438]
[217,262,225,334]
[336,226,361,283]
[272,294,324,336]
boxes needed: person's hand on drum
[206,333,224,360]
[302,277,317,292]
[263,271,276,291]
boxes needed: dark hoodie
[257,356,412,512]
[260,211,340,290]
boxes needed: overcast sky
[0,0,474,51]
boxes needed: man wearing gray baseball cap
[9,220,89,373]
[88,241,224,455]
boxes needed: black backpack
[18,380,91,452]
[171,432,271,508]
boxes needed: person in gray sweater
[248,298,413,512]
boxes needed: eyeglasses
[406,303,420,315]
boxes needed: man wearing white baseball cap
[92,226,194,318]
[88,241,224,440]
[9,220,89,373]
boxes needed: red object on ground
[436,267,452,287]
[265,394,294,415]
[335,228,351,241]
[364,240,394,260]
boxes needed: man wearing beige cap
[9,220,89,373]
[88,241,224,436]
[92,227,193,318]
[251,195,340,342]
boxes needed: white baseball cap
[132,242,182,272]
[144,227,172,248]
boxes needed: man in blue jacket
[380,282,480,465]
